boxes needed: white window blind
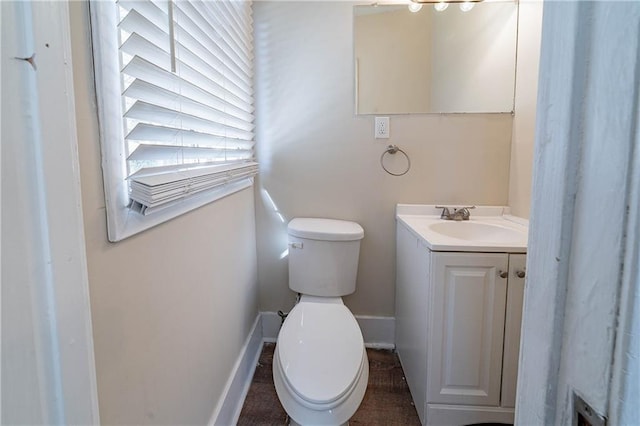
[118,0,257,215]
[90,0,256,240]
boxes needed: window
[89,0,256,242]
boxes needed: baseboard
[426,403,515,426]
[209,314,263,426]
[260,311,395,349]
[357,315,396,350]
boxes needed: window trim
[89,1,254,242]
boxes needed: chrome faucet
[436,206,476,221]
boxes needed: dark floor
[237,343,421,425]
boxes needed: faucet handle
[435,206,451,219]
[455,206,476,220]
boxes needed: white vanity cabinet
[395,221,526,426]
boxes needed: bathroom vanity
[395,205,528,426]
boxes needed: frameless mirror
[354,2,518,114]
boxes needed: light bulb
[433,2,449,12]
[459,2,474,12]
[408,2,423,12]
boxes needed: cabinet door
[501,254,526,408]
[427,252,508,407]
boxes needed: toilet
[273,218,369,426]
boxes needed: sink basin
[396,205,528,252]
[428,221,524,243]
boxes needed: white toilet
[273,218,369,426]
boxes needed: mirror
[354,2,518,114]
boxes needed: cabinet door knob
[515,270,526,279]
[499,270,508,279]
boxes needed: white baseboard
[260,311,395,349]
[209,314,263,426]
[357,315,396,350]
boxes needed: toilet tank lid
[288,218,364,241]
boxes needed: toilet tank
[288,218,364,297]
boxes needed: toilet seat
[277,298,365,408]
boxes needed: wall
[69,3,259,424]
[253,1,513,317]
[508,1,543,219]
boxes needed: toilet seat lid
[288,218,364,241]
[277,300,364,405]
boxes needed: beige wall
[253,1,513,317]
[508,1,544,218]
[69,3,259,424]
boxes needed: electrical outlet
[375,117,390,139]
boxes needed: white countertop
[396,204,529,253]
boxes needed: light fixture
[459,1,474,11]
[409,0,483,4]
[433,2,449,11]
[408,2,423,12]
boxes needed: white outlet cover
[375,116,390,139]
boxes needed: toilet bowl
[273,218,369,425]
[273,296,369,426]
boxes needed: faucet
[435,206,476,221]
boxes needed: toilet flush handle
[289,242,304,249]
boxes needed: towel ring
[380,145,411,176]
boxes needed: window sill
[106,178,254,242]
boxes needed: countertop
[396,204,529,253]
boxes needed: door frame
[516,1,640,424]
[2,1,99,423]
